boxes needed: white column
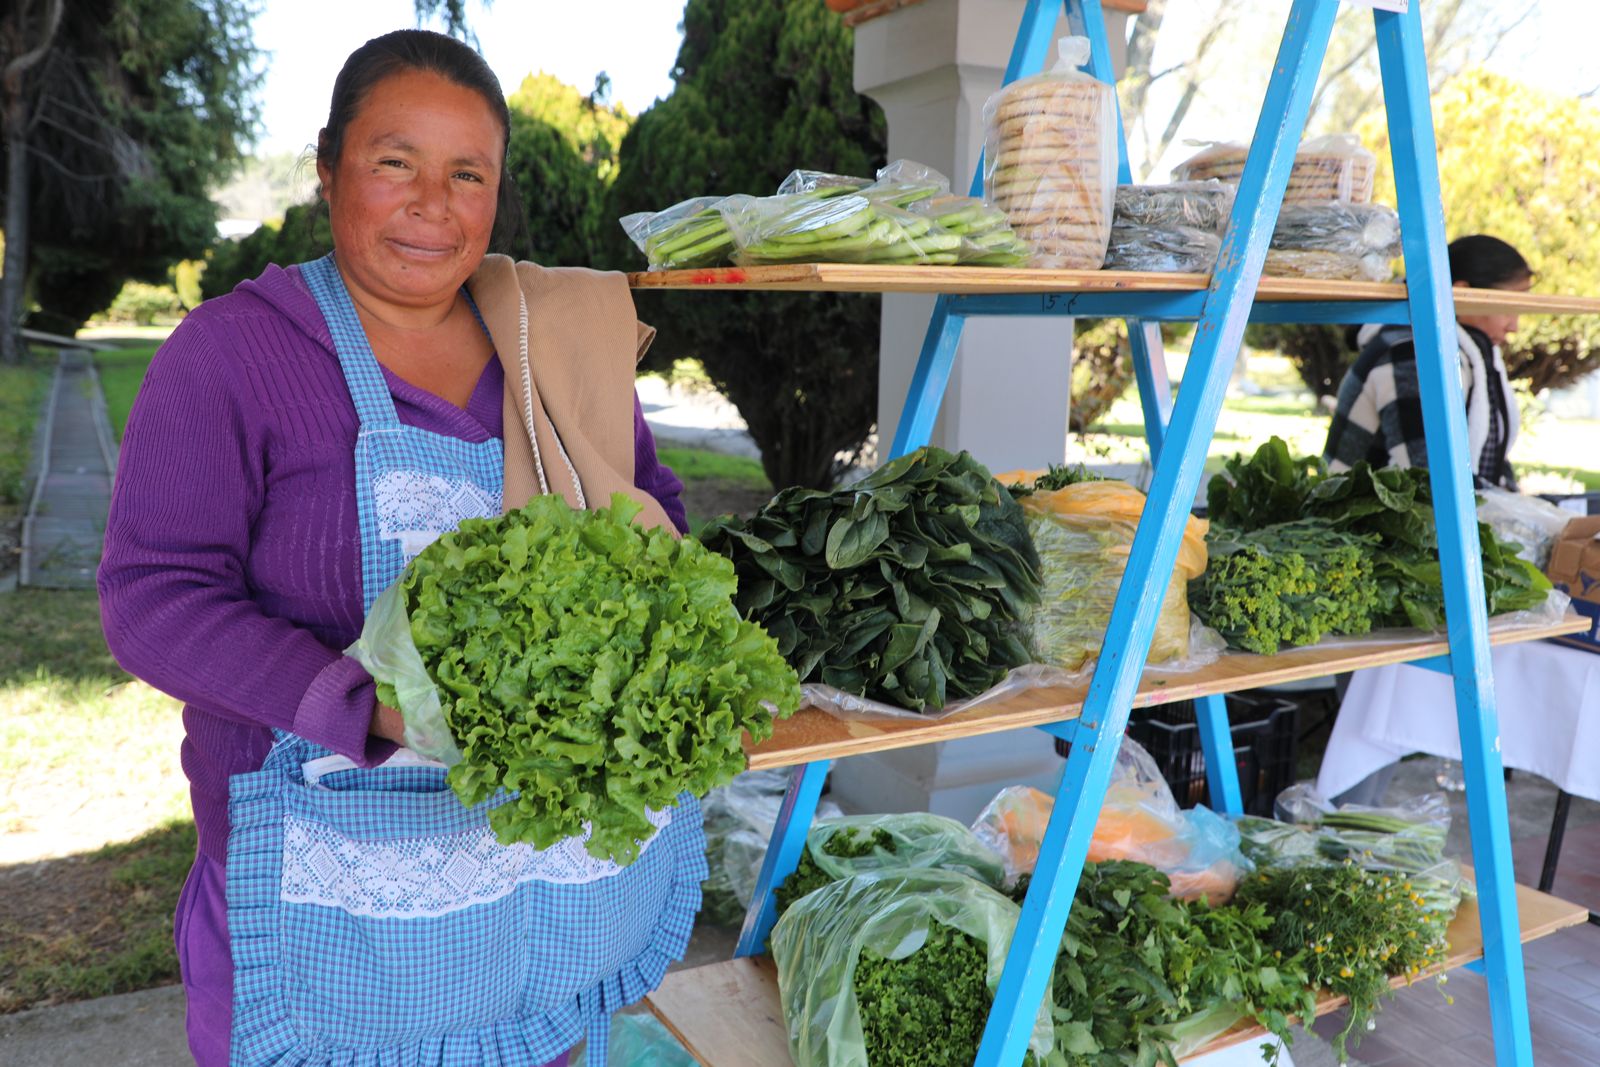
[830,0,1133,823]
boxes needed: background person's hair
[316,29,528,256]
[1448,234,1533,290]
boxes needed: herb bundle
[1235,861,1451,1061]
[1191,521,1381,654]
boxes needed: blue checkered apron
[225,255,706,1066]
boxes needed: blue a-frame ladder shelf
[632,1,1596,1064]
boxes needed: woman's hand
[370,701,408,744]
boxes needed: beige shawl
[466,255,674,534]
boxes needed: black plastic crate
[1053,692,1298,817]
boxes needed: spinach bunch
[391,494,801,864]
[703,447,1041,711]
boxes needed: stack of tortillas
[1174,134,1376,204]
[982,38,1117,269]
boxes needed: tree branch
[1,0,64,89]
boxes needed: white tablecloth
[1315,640,1600,803]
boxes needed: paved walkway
[19,348,117,589]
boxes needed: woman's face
[317,69,503,316]
[1456,275,1532,348]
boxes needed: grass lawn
[1070,352,1600,494]
[94,342,161,442]
[657,446,773,534]
[0,588,190,1012]
[0,354,54,509]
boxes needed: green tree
[0,0,260,351]
[508,72,630,182]
[1363,69,1600,394]
[605,0,886,490]
[502,73,631,265]
[201,203,332,302]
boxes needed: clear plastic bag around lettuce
[1113,180,1236,233]
[970,740,1251,906]
[345,580,463,765]
[771,869,1055,1067]
[619,195,735,271]
[1478,486,1576,569]
[570,1012,696,1067]
[797,620,1224,723]
[799,812,1008,892]
[719,192,977,266]
[1173,133,1376,204]
[1102,221,1220,273]
[981,37,1118,269]
[701,770,844,926]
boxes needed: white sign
[1345,0,1408,11]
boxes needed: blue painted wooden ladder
[737,2,1536,1064]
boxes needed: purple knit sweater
[99,264,687,865]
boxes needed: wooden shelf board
[627,264,1600,317]
[744,616,1588,771]
[843,0,1146,25]
[646,880,1590,1067]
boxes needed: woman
[1320,235,1532,806]
[1323,234,1532,489]
[100,30,699,1067]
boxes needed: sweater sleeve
[633,391,689,534]
[97,316,391,765]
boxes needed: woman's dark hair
[1448,234,1532,291]
[317,29,527,255]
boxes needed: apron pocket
[282,892,532,1045]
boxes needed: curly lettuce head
[397,493,800,864]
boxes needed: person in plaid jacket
[1323,235,1532,490]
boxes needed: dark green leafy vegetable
[1235,861,1451,1062]
[389,493,801,864]
[702,447,1041,711]
[1190,521,1381,654]
[1048,861,1313,1067]
[1008,463,1107,497]
[854,922,996,1067]
[1206,439,1325,529]
[776,827,893,916]
[1205,438,1552,632]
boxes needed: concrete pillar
[829,0,1136,824]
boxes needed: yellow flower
[1340,966,1354,978]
